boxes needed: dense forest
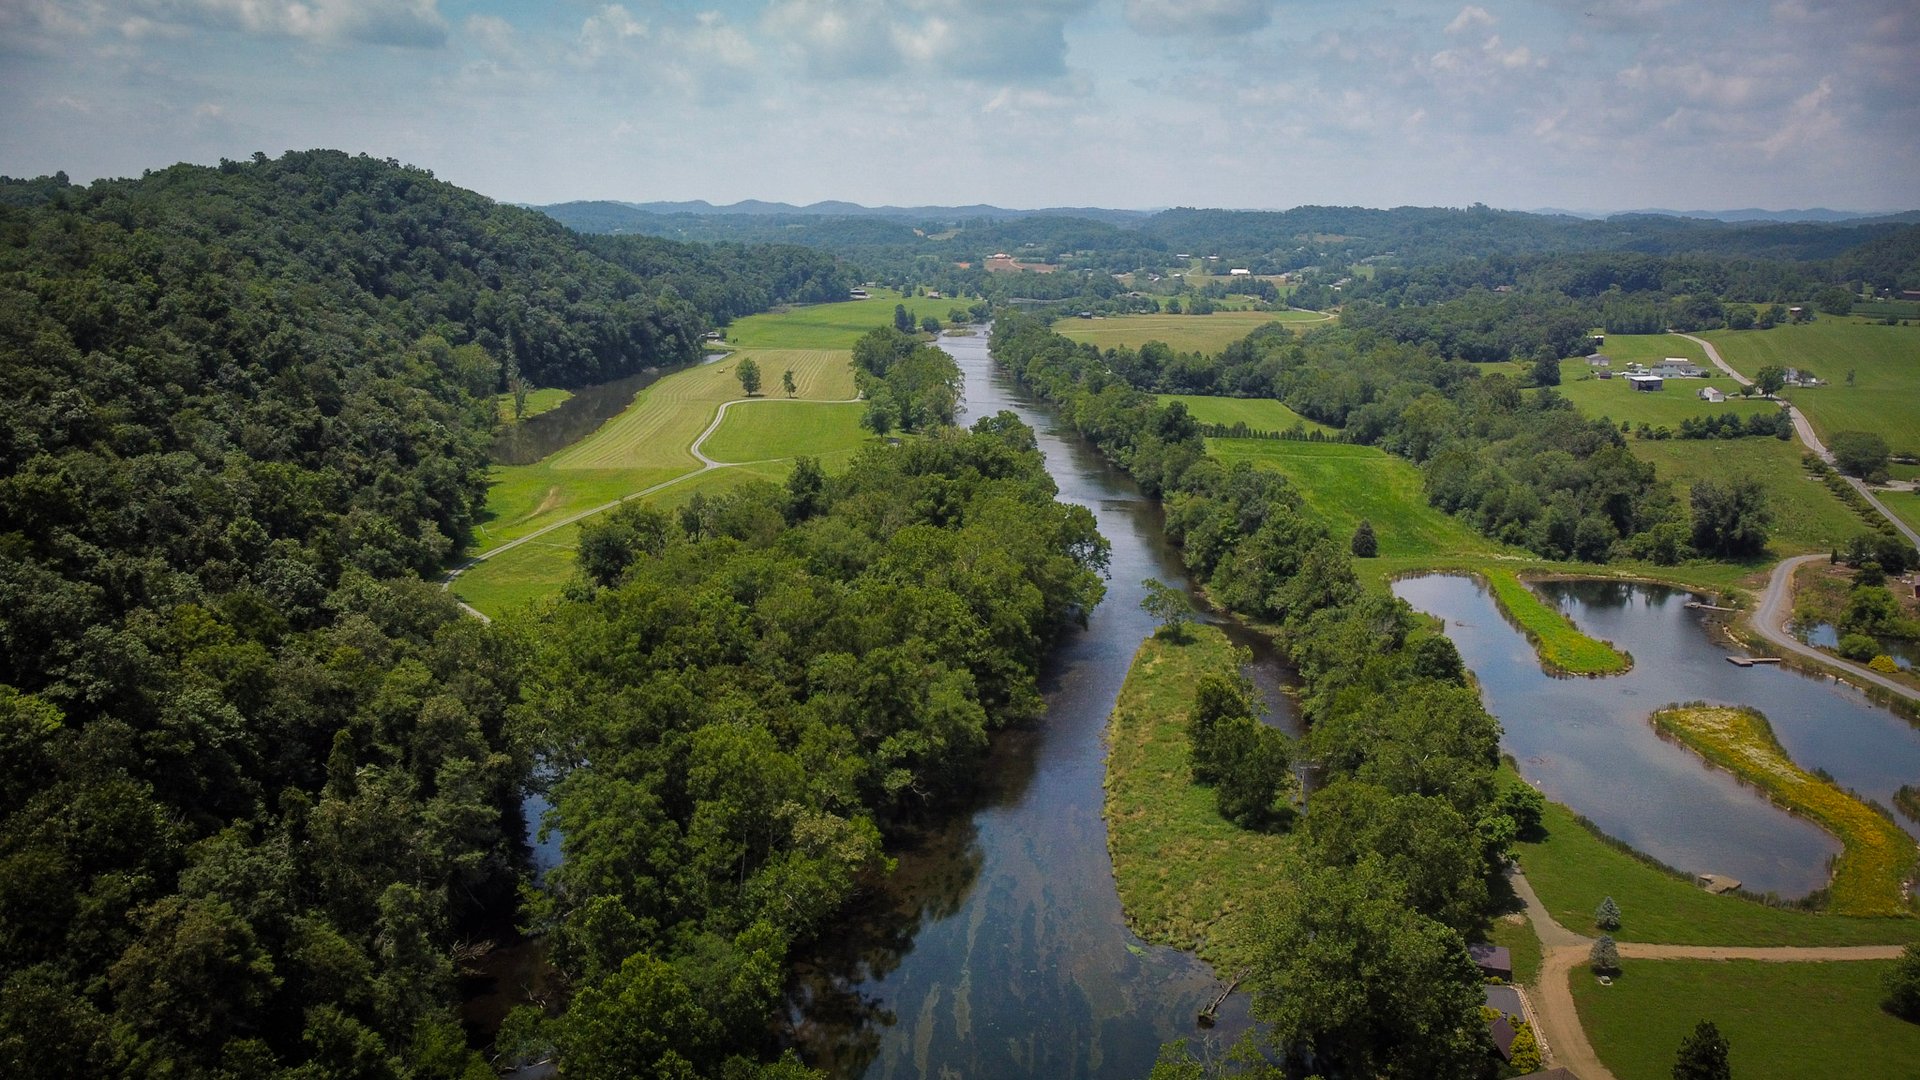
[0,151,873,1078]
[991,316,1539,1076]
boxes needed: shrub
[1508,1020,1542,1072]
[1886,943,1920,1021]
[1870,655,1900,674]
[1837,633,1880,662]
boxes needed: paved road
[441,394,861,620]
[1673,332,1830,458]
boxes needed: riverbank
[1103,624,1293,971]
[1648,704,1918,917]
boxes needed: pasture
[1050,309,1332,354]
[1158,394,1336,436]
[1571,958,1920,1080]
[1628,438,1865,555]
[1703,322,1920,454]
[1556,365,1775,431]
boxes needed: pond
[1802,622,1920,672]
[1393,575,1920,898]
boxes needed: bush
[1837,633,1879,662]
[1350,519,1378,558]
[1509,1020,1542,1072]
[1886,943,1920,1021]
[1870,655,1900,674]
[1590,935,1621,975]
[1595,895,1622,931]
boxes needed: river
[782,329,1296,1078]
[1393,575,1920,898]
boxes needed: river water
[1393,575,1920,898]
[783,330,1296,1078]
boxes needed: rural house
[1653,358,1706,378]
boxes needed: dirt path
[441,394,861,620]
[1616,942,1908,961]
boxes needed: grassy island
[1649,703,1918,917]
[1103,624,1292,970]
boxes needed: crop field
[1516,793,1917,946]
[1206,439,1504,560]
[1627,438,1865,555]
[1703,322,1920,454]
[473,349,852,552]
[721,293,963,349]
[1650,705,1917,916]
[1157,394,1336,435]
[1049,309,1332,354]
[1572,958,1920,1080]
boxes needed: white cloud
[131,0,448,48]
[1445,5,1495,35]
[1124,0,1275,37]
[1761,76,1835,155]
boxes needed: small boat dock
[1725,656,1783,667]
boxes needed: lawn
[1104,625,1295,971]
[1703,322,1920,455]
[1556,366,1774,431]
[1157,394,1336,436]
[1649,705,1918,916]
[1571,958,1920,1080]
[1515,793,1919,947]
[1628,437,1866,555]
[1050,309,1332,354]
[471,348,853,553]
[720,292,962,350]
[1207,439,1504,560]
[698,400,872,464]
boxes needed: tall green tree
[736,356,763,396]
[1672,1019,1731,1079]
[1689,477,1772,556]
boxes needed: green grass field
[1703,322,1920,455]
[1157,395,1336,436]
[699,400,870,464]
[1484,568,1631,675]
[721,292,962,349]
[1557,367,1774,431]
[1572,958,1920,1080]
[1628,438,1867,555]
[1516,794,1918,947]
[1207,439,1504,559]
[1104,625,1294,970]
[495,386,572,425]
[1050,309,1332,354]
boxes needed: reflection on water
[781,330,1288,1078]
[1802,622,1919,671]
[1394,575,1920,897]
[490,367,685,465]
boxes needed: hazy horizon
[4,1,1916,213]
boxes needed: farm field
[1515,795,1918,947]
[1703,322,1920,454]
[1158,394,1336,435]
[699,400,868,464]
[1627,438,1866,555]
[1571,958,1920,1080]
[1050,309,1331,354]
[720,292,962,349]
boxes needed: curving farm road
[441,394,861,621]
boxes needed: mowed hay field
[1158,394,1336,436]
[1556,367,1774,430]
[700,400,869,464]
[1628,437,1864,555]
[1050,309,1332,354]
[474,349,854,553]
[1571,959,1920,1080]
[1207,438,1505,560]
[1703,322,1920,454]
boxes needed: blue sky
[3,0,1915,211]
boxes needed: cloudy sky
[3,0,1915,212]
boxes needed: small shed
[1489,1015,1518,1061]
[1698,387,1725,403]
[1626,373,1664,392]
[1469,942,1513,981]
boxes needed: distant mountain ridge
[586,198,1155,226]
[1532,206,1920,224]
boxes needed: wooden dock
[1725,656,1782,667]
